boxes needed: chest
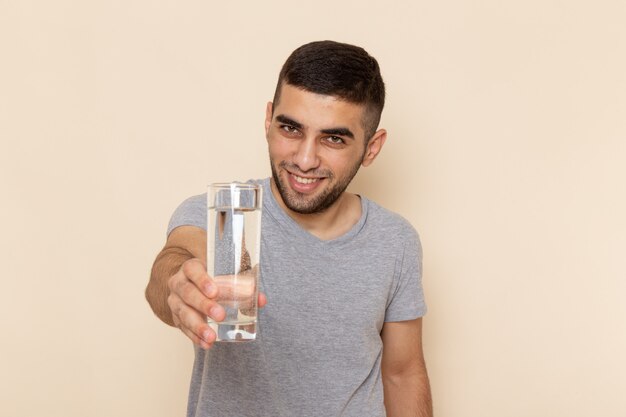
[257,236,398,341]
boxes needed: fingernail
[205,283,215,296]
[210,306,222,320]
[202,329,211,341]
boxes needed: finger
[181,258,218,299]
[240,291,266,317]
[213,274,256,303]
[169,265,224,320]
[258,292,267,308]
[169,292,217,346]
[173,277,226,321]
[179,320,213,350]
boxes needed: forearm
[145,246,194,326]
[383,365,433,417]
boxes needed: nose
[292,136,321,173]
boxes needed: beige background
[1,1,625,416]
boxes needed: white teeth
[293,175,319,184]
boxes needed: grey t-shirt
[168,178,427,417]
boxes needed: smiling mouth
[291,174,321,184]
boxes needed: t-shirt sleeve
[384,227,427,322]
[166,193,207,236]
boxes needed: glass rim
[208,182,261,190]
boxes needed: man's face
[265,84,381,214]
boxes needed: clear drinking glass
[206,183,262,342]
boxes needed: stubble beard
[270,156,363,215]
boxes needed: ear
[264,101,273,139]
[361,129,387,167]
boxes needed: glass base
[208,320,257,342]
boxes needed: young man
[146,40,432,417]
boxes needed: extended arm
[146,225,266,349]
[381,318,433,417]
[146,226,225,349]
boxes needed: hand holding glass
[207,183,262,342]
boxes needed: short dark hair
[272,40,386,141]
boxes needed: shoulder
[171,193,207,219]
[177,193,207,210]
[360,197,422,259]
[167,193,207,235]
[363,198,420,242]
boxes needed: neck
[269,179,361,241]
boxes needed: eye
[325,136,345,145]
[280,124,299,134]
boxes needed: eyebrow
[275,114,355,139]
[275,115,303,130]
[320,127,354,140]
